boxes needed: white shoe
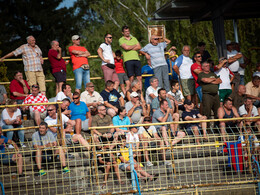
[21,144,26,148]
[164,161,172,166]
[8,145,14,149]
[146,161,154,167]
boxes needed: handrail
[88,116,260,130]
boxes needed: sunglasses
[32,85,39,88]
[76,38,80,40]
[88,86,94,88]
[73,97,79,100]
[196,56,202,58]
[47,109,54,112]
[106,37,112,39]
[153,38,159,40]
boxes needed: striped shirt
[13,44,43,71]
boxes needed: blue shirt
[69,101,89,121]
[100,89,121,108]
[141,64,154,90]
[0,135,9,157]
[112,115,131,131]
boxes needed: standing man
[198,62,222,119]
[191,52,203,106]
[48,40,67,94]
[97,33,119,89]
[140,35,171,91]
[10,71,30,104]
[0,85,7,105]
[197,42,211,63]
[173,45,195,102]
[119,26,142,89]
[0,36,46,93]
[68,35,91,93]
[226,40,242,92]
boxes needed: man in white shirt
[80,82,104,115]
[97,33,119,89]
[226,40,242,92]
[173,45,195,102]
[214,57,234,106]
[55,83,72,102]
[145,77,160,105]
[44,105,90,150]
[239,97,260,132]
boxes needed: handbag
[106,63,115,69]
[81,64,89,70]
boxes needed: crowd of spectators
[0,25,259,180]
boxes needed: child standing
[115,50,131,95]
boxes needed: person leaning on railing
[1,99,25,148]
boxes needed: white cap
[226,40,231,45]
[72,35,80,40]
[130,91,139,98]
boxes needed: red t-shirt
[68,45,89,71]
[9,79,30,100]
[48,49,66,73]
[191,63,202,88]
[114,58,125,73]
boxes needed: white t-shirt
[227,50,240,72]
[99,43,114,66]
[138,126,157,138]
[167,90,184,103]
[145,86,160,104]
[1,108,21,126]
[238,56,245,75]
[126,132,139,143]
[55,91,67,102]
[214,67,232,90]
[238,105,259,117]
[175,55,193,79]
[44,113,69,135]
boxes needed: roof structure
[152,0,260,57]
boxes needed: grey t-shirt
[0,85,7,103]
[32,131,56,149]
[152,108,173,129]
[151,97,172,111]
[125,101,143,124]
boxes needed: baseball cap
[226,40,231,45]
[184,99,192,105]
[72,35,80,40]
[130,91,139,98]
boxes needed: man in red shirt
[191,52,203,108]
[48,40,67,94]
[68,35,91,93]
[10,71,30,104]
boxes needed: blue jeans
[73,67,90,90]
[196,86,203,102]
[2,125,24,144]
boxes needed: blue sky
[57,0,77,9]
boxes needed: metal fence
[0,103,260,195]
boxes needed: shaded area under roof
[153,0,260,23]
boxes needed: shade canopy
[152,0,260,57]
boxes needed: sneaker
[21,144,26,148]
[146,161,154,167]
[164,161,172,166]
[62,167,70,174]
[39,169,47,176]
[8,145,14,149]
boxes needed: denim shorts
[1,154,15,165]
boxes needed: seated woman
[1,99,25,148]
